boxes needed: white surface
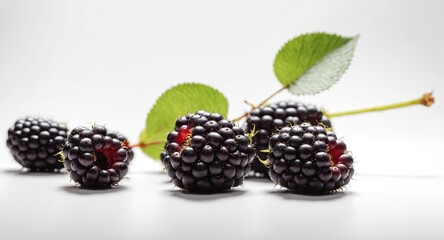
[1,161,443,240]
[1,0,444,239]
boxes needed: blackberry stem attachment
[129,140,164,149]
[325,92,435,118]
[233,86,288,122]
[243,100,257,109]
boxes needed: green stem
[256,85,288,109]
[233,85,288,122]
[325,92,435,118]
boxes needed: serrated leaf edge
[288,35,359,95]
[139,82,228,160]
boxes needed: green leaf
[140,83,229,160]
[273,32,359,95]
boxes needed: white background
[0,1,443,239]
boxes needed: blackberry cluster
[246,101,332,176]
[62,125,134,188]
[268,122,354,194]
[161,111,255,192]
[6,117,68,171]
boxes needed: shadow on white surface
[131,169,165,176]
[3,168,67,177]
[244,177,273,183]
[268,189,351,201]
[165,189,246,201]
[132,170,174,184]
[60,185,129,195]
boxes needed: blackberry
[6,117,68,171]
[62,125,134,188]
[246,101,331,177]
[268,122,354,194]
[161,111,255,193]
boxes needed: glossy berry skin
[62,125,133,188]
[268,123,354,194]
[6,117,68,171]
[161,111,255,193]
[246,101,332,177]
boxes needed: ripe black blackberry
[62,125,133,188]
[246,101,331,177]
[161,110,255,193]
[268,122,354,194]
[6,117,68,171]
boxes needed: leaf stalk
[129,141,164,149]
[233,85,288,122]
[325,92,435,118]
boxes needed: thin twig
[233,86,288,122]
[325,92,435,118]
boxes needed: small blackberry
[246,101,331,177]
[161,111,255,193]
[268,122,354,194]
[62,125,133,188]
[6,117,68,171]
